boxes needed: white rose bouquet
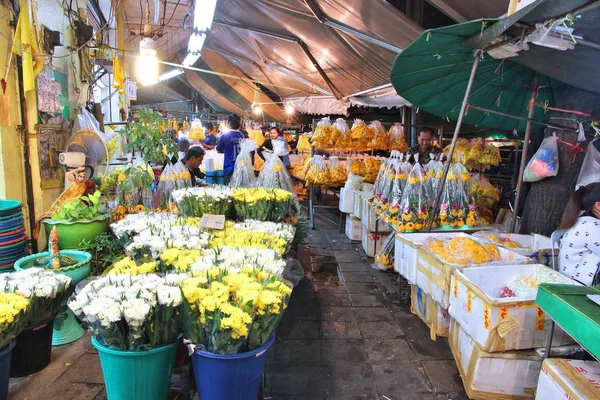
[69,274,182,350]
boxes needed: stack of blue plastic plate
[0,200,28,271]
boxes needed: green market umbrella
[389,19,564,133]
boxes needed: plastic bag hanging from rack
[523,134,559,182]
[576,137,600,189]
[258,153,294,192]
[229,139,258,188]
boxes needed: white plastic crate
[449,264,577,352]
[536,359,600,400]
[473,232,552,257]
[361,225,388,257]
[361,200,391,233]
[352,191,364,219]
[449,319,542,399]
[345,216,362,242]
[339,188,357,214]
[416,239,530,309]
[410,285,450,340]
[394,232,468,284]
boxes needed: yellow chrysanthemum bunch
[108,257,157,275]
[0,292,30,349]
[427,237,499,265]
[160,248,202,272]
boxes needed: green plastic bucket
[92,337,179,400]
[43,216,109,250]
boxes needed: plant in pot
[0,292,29,397]
[69,273,183,400]
[0,268,71,376]
[43,190,109,249]
[179,267,292,400]
[121,108,177,166]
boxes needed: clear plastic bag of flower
[188,118,206,141]
[397,163,430,232]
[372,157,391,200]
[389,123,409,152]
[363,157,382,183]
[468,174,500,209]
[438,162,478,228]
[179,268,292,353]
[367,121,389,150]
[69,274,183,350]
[334,118,352,150]
[425,236,499,265]
[524,135,559,182]
[303,155,330,185]
[374,234,395,270]
[296,134,312,152]
[379,159,399,208]
[312,117,333,148]
[329,156,348,186]
[230,139,258,188]
[258,153,294,192]
[479,143,501,170]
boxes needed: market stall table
[536,284,600,361]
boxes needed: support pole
[427,52,482,232]
[511,73,539,233]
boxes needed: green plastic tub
[43,216,109,249]
[92,337,179,400]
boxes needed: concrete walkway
[264,227,468,400]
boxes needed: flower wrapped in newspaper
[329,157,347,186]
[367,121,389,150]
[396,163,430,232]
[0,268,71,328]
[389,123,409,152]
[230,139,258,188]
[233,188,294,222]
[258,153,294,192]
[179,268,291,354]
[0,292,30,350]
[374,234,395,270]
[69,274,183,350]
[426,237,499,265]
[303,155,330,185]
[172,186,234,218]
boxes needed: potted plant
[180,267,291,400]
[43,190,109,249]
[69,273,183,400]
[122,108,177,165]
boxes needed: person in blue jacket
[216,114,245,179]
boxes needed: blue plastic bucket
[191,335,274,400]
[216,170,226,185]
[205,170,217,184]
[92,337,179,400]
[0,342,15,400]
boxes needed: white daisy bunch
[69,274,183,350]
[0,268,71,328]
[233,219,295,244]
[189,246,286,276]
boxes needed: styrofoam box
[449,264,577,352]
[473,232,552,257]
[345,216,362,242]
[449,318,542,399]
[361,200,392,233]
[339,188,357,214]
[416,238,530,309]
[536,358,600,400]
[352,191,364,219]
[395,232,468,284]
[410,285,450,340]
[361,225,389,257]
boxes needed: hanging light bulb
[252,104,263,115]
[285,103,295,115]
[137,37,158,86]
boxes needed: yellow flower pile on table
[484,234,521,249]
[107,257,157,275]
[0,292,30,350]
[179,268,291,354]
[426,237,500,265]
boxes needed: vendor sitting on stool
[557,182,600,285]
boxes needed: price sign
[200,214,226,230]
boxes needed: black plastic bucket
[10,321,54,377]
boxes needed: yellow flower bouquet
[233,187,294,222]
[179,268,292,354]
[0,292,30,350]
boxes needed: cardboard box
[449,264,577,352]
[536,358,600,400]
[339,188,357,214]
[395,232,467,284]
[410,285,450,340]
[361,225,388,257]
[345,216,362,242]
[361,200,391,233]
[416,239,530,309]
[449,319,541,399]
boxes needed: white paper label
[200,214,226,229]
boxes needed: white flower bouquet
[172,186,233,217]
[0,268,71,328]
[69,274,182,350]
[190,246,286,276]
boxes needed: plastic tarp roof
[123,0,423,119]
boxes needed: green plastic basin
[43,216,109,250]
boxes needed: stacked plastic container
[0,200,28,271]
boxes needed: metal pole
[410,107,417,148]
[511,73,539,233]
[466,104,574,132]
[427,52,482,232]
